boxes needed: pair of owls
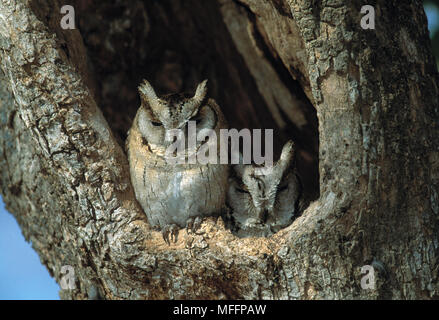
[126,80,302,243]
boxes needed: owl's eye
[189,114,202,125]
[236,188,250,194]
[278,185,288,192]
[151,121,162,127]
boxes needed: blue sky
[0,196,60,299]
[0,4,438,301]
[425,3,439,33]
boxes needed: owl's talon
[186,216,203,234]
[186,217,194,233]
[170,224,179,243]
[162,227,170,245]
[193,216,203,232]
[162,224,179,245]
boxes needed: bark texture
[0,0,438,299]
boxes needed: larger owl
[226,140,302,237]
[126,79,229,244]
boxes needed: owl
[126,79,229,244]
[226,140,302,237]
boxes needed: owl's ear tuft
[279,140,295,164]
[192,79,208,106]
[138,79,158,103]
[138,79,167,119]
[274,140,295,176]
[181,79,209,119]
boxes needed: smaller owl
[226,140,302,237]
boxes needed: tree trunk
[0,0,438,299]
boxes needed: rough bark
[0,0,438,299]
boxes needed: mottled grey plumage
[226,141,302,237]
[127,79,229,243]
